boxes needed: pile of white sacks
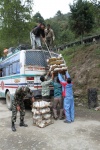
[48,54,67,74]
[32,101,53,128]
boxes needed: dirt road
[0,99,100,150]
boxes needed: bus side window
[2,68,6,76]
[16,61,20,74]
[10,64,12,75]
[6,66,9,76]
[0,69,2,77]
[12,62,17,74]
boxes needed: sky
[33,0,74,19]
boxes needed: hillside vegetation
[0,0,100,54]
[61,42,100,104]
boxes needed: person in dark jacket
[11,86,35,132]
[58,71,74,123]
[30,23,45,49]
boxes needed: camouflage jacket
[45,28,55,40]
[14,87,33,105]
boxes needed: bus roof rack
[8,47,15,53]
[16,44,32,51]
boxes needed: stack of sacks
[47,54,67,74]
[32,101,53,128]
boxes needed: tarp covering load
[32,100,53,128]
[47,54,67,74]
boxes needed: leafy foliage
[69,0,95,41]
[91,0,100,27]
[0,0,33,51]
[33,12,45,24]
[0,0,99,56]
[45,12,75,45]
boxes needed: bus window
[0,69,2,77]
[12,62,17,74]
[16,61,20,74]
[25,51,46,67]
[6,66,9,76]
[10,64,12,75]
[2,68,6,76]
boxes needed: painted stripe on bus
[4,83,41,86]
[0,85,41,89]
[4,86,18,88]
[0,74,41,80]
[5,83,27,85]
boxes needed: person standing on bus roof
[11,86,35,132]
[45,24,55,50]
[30,23,46,50]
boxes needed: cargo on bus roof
[16,44,32,51]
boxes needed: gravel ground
[0,99,100,150]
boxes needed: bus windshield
[25,50,58,67]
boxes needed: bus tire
[6,91,12,110]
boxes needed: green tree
[55,10,62,16]
[0,0,33,50]
[69,0,95,42]
[45,13,75,46]
[55,10,65,21]
[90,0,100,27]
[33,12,45,23]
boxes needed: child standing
[58,71,74,123]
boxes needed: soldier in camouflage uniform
[45,24,55,50]
[11,86,34,132]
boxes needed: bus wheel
[6,91,12,110]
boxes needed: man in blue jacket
[58,71,74,123]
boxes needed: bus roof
[0,49,59,68]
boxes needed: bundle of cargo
[32,100,53,128]
[47,55,67,75]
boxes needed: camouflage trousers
[11,100,25,122]
[46,38,53,50]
